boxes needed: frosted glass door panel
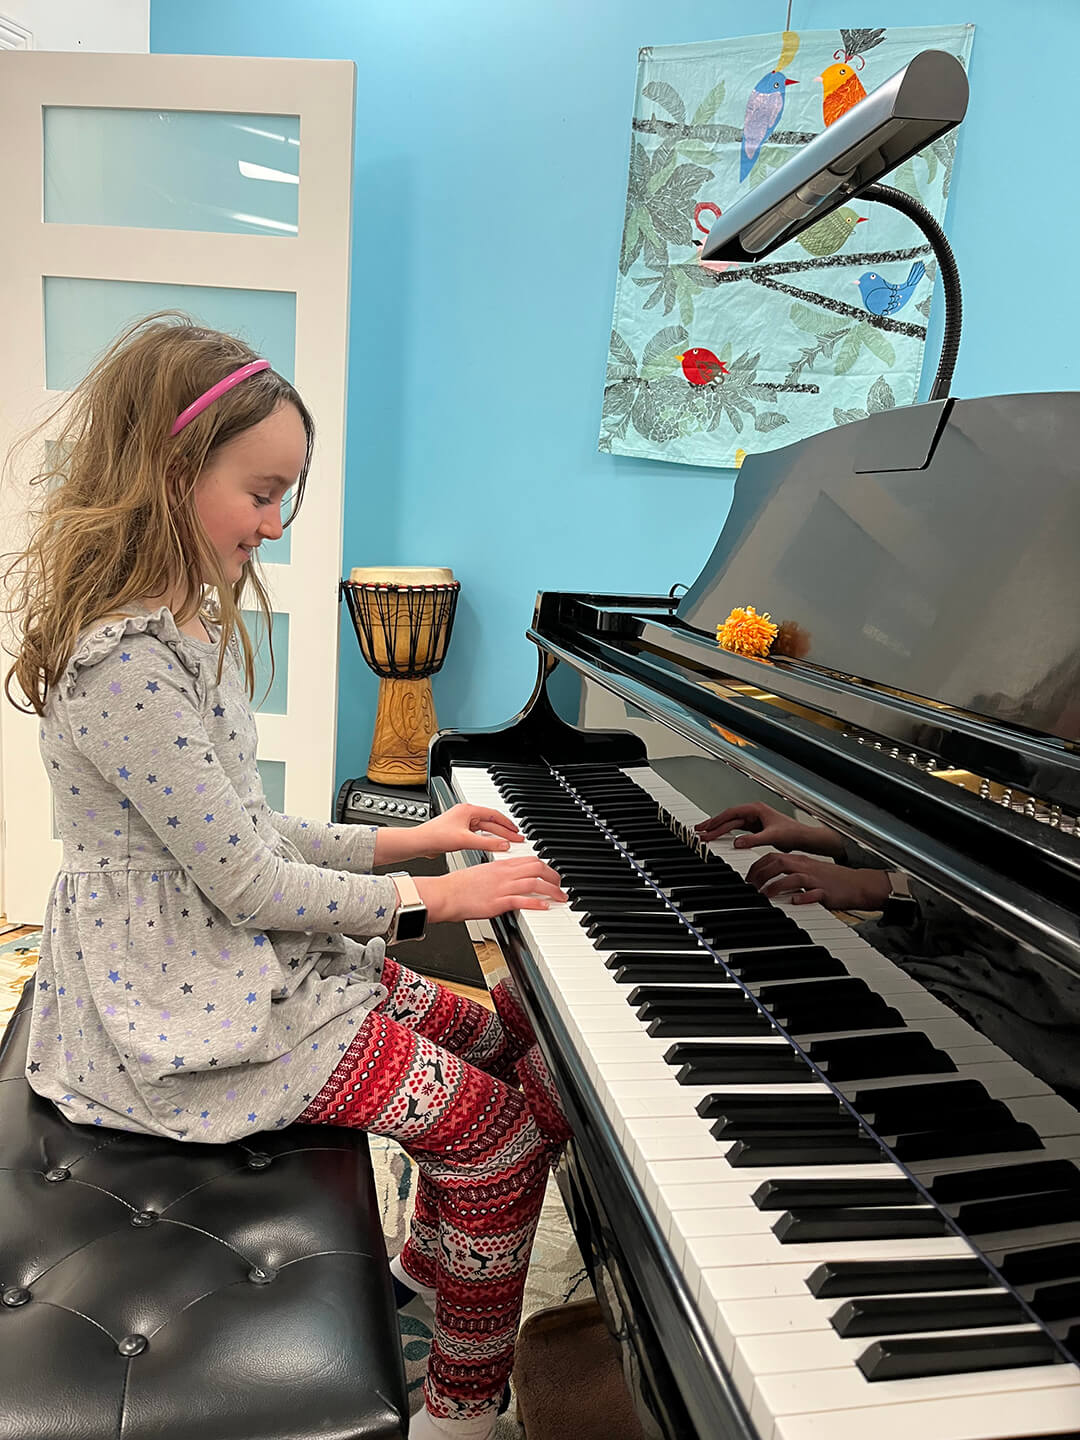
[259,489,294,565]
[257,760,286,813]
[243,609,290,716]
[43,277,295,391]
[44,109,299,236]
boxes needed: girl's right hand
[416,858,567,924]
[695,802,846,858]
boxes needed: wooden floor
[438,939,504,1010]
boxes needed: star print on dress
[25,605,395,1144]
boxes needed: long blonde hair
[3,313,313,715]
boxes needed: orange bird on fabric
[676,348,729,386]
[818,60,866,125]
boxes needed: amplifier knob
[377,800,388,811]
[362,796,374,808]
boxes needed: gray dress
[26,606,400,1142]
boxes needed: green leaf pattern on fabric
[602,24,974,468]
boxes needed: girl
[5,314,570,1440]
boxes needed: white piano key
[756,1356,1073,1429]
[770,1376,1080,1440]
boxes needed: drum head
[348,565,454,585]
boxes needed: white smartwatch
[388,872,427,943]
[882,871,919,927]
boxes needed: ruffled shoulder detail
[59,607,213,703]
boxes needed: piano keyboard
[449,760,1080,1440]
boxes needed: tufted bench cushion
[0,983,407,1440]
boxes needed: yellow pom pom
[716,605,779,659]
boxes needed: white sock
[408,1406,498,1440]
[390,1251,437,1309]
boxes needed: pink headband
[170,358,271,437]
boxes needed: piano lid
[520,393,1080,982]
[678,393,1080,748]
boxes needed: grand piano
[429,392,1080,1440]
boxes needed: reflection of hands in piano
[415,857,567,924]
[745,850,892,910]
[695,801,846,858]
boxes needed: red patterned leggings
[298,957,570,1420]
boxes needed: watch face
[395,907,426,942]
[882,895,919,928]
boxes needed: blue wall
[150,0,1079,807]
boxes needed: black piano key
[668,883,753,905]
[711,1114,857,1140]
[629,986,746,1010]
[774,1205,950,1243]
[807,1257,996,1298]
[587,918,688,939]
[667,1040,803,1067]
[855,1078,997,1130]
[698,917,805,944]
[612,960,721,982]
[931,1159,1080,1205]
[894,1121,1043,1164]
[648,1012,775,1038]
[569,890,655,910]
[557,866,640,883]
[729,948,844,981]
[756,977,874,1008]
[785,1003,906,1035]
[807,1031,956,1081]
[833,1291,1026,1338]
[685,894,776,914]
[879,1097,1014,1141]
[584,909,672,926]
[1001,1243,1080,1287]
[856,1331,1062,1383]
[957,1189,1080,1235]
[598,932,702,953]
[727,1135,882,1167]
[1031,1281,1080,1324]
[753,1177,921,1210]
[696,1092,846,1122]
[677,1057,817,1086]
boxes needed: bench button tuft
[44,1167,70,1183]
[117,1335,148,1357]
[2,1287,30,1308]
[131,1210,158,1227]
[247,1152,272,1171]
[248,1266,277,1285]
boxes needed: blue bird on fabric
[857,261,926,316]
[740,70,798,182]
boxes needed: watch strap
[388,872,427,944]
[390,872,423,910]
[881,871,919,927]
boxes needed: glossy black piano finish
[428,393,1080,1440]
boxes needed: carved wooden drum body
[341,566,460,786]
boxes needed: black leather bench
[0,983,408,1440]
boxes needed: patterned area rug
[0,930,40,1033]
[0,933,592,1432]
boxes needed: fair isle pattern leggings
[298,957,570,1420]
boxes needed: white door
[0,50,355,924]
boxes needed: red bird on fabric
[676,347,729,386]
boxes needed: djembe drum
[341,566,461,786]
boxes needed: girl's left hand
[414,803,523,858]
